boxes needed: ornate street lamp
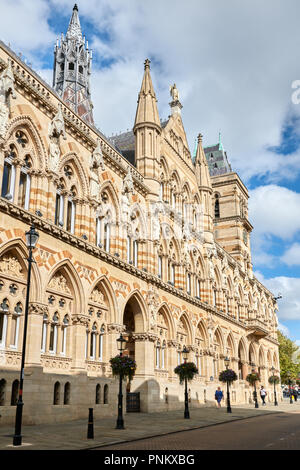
[224,356,232,413]
[182,346,190,419]
[271,366,278,406]
[287,371,293,404]
[251,362,259,409]
[13,224,39,446]
[116,333,126,429]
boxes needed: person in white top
[260,386,267,405]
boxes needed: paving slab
[0,399,299,450]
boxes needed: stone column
[25,303,48,367]
[131,333,156,412]
[71,314,89,371]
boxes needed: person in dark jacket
[215,387,224,408]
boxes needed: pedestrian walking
[215,387,224,408]
[260,386,267,405]
[293,387,298,402]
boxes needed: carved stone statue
[91,138,105,171]
[48,104,67,171]
[122,167,135,195]
[170,83,179,102]
[0,59,16,138]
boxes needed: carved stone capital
[28,302,48,316]
[132,332,157,342]
[72,314,90,327]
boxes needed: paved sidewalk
[1,400,299,450]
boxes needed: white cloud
[278,322,290,337]
[281,243,300,266]
[46,0,300,183]
[255,272,300,321]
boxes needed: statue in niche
[0,59,16,138]
[90,138,105,171]
[122,167,135,195]
[48,103,67,171]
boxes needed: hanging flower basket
[110,355,137,381]
[246,372,260,385]
[219,369,238,385]
[174,362,198,385]
[268,375,280,385]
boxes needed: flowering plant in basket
[110,355,137,381]
[246,372,260,385]
[219,369,238,385]
[174,362,198,385]
[268,375,280,385]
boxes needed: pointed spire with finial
[66,4,82,42]
[134,58,161,130]
[194,133,212,189]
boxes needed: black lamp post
[251,362,259,409]
[271,366,278,406]
[13,224,39,446]
[287,371,293,404]
[182,346,190,419]
[224,356,232,413]
[116,333,126,429]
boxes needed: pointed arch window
[196,278,201,299]
[133,240,138,268]
[90,323,97,359]
[1,157,16,200]
[49,313,59,354]
[0,298,9,348]
[187,273,191,295]
[18,160,31,210]
[96,216,102,247]
[55,192,64,227]
[158,255,162,279]
[10,302,22,349]
[99,325,105,361]
[61,315,69,356]
[104,222,110,252]
[214,195,220,218]
[41,313,48,353]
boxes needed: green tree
[277,330,300,384]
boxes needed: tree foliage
[277,330,300,384]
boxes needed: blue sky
[1,0,300,343]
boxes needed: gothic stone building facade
[0,6,280,425]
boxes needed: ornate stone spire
[134,59,161,130]
[194,133,212,189]
[66,4,82,42]
[53,4,94,125]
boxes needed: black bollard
[87,408,94,439]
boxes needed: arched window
[0,298,9,347]
[99,325,105,361]
[133,240,138,268]
[11,379,19,406]
[158,255,162,279]
[18,157,32,210]
[61,315,69,356]
[96,384,101,404]
[64,382,70,405]
[41,313,48,353]
[127,235,132,263]
[214,195,220,218]
[53,381,60,405]
[49,313,59,354]
[55,190,64,227]
[0,379,6,406]
[156,340,161,369]
[10,302,22,349]
[187,273,191,295]
[68,62,74,70]
[1,151,16,200]
[90,323,97,359]
[103,384,109,404]
[104,222,110,252]
[96,216,102,247]
[162,341,166,369]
